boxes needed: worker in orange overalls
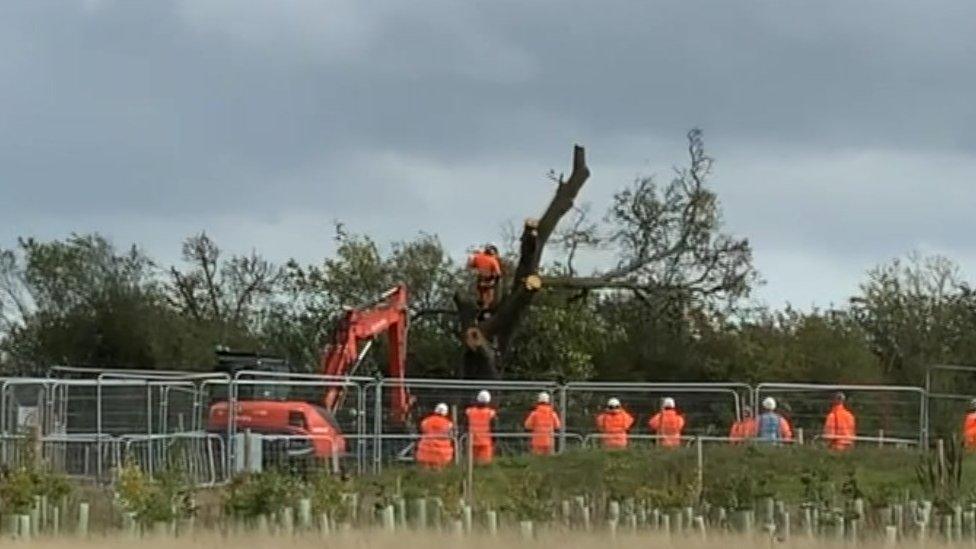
[467,244,502,310]
[524,391,562,455]
[648,397,686,448]
[963,399,976,451]
[465,390,497,465]
[595,397,634,450]
[729,406,757,443]
[417,403,454,469]
[822,392,856,451]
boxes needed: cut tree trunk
[458,145,590,379]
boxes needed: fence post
[373,380,383,474]
[558,383,568,453]
[462,504,473,534]
[696,437,704,495]
[937,439,946,475]
[298,499,312,530]
[486,510,498,536]
[76,502,89,537]
[17,515,30,540]
[382,505,395,532]
[411,498,427,529]
[466,433,474,503]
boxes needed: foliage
[915,436,965,510]
[0,466,72,514]
[582,129,758,316]
[0,234,257,373]
[852,253,976,385]
[116,461,195,524]
[799,466,836,509]
[223,470,307,519]
[506,293,624,380]
[307,472,352,520]
[272,227,461,376]
[499,465,556,521]
[0,431,72,514]
[168,232,281,336]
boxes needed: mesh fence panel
[563,383,746,439]
[756,384,924,444]
[924,366,976,440]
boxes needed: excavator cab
[213,348,292,400]
[207,348,347,466]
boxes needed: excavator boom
[321,284,411,422]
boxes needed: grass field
[363,444,970,511]
[0,531,939,549]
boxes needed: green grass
[356,445,976,512]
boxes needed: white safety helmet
[762,397,777,411]
[607,397,621,408]
[476,390,491,404]
[537,391,551,404]
[434,403,449,416]
[662,397,676,409]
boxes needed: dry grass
[0,530,935,549]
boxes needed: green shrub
[223,470,306,519]
[116,462,194,524]
[308,472,352,521]
[0,433,72,514]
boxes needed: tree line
[2,132,974,387]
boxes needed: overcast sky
[2,1,975,309]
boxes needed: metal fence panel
[755,383,925,445]
[563,382,748,439]
[925,364,976,442]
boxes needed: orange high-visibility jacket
[779,417,794,441]
[417,414,454,468]
[964,412,976,450]
[823,404,856,450]
[465,405,496,448]
[596,409,634,449]
[729,417,757,442]
[524,403,562,454]
[648,409,686,448]
[467,252,502,279]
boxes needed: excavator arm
[320,284,412,423]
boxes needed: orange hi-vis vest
[964,412,976,450]
[648,409,686,448]
[596,409,634,449]
[468,252,501,279]
[465,405,496,465]
[524,403,561,454]
[417,414,454,468]
[823,404,856,451]
[729,417,757,442]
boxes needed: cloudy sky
[2,1,974,309]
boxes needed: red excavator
[207,284,412,459]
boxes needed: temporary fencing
[563,382,749,441]
[755,382,926,446]
[1,369,971,484]
[925,364,976,442]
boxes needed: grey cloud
[2,1,975,308]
